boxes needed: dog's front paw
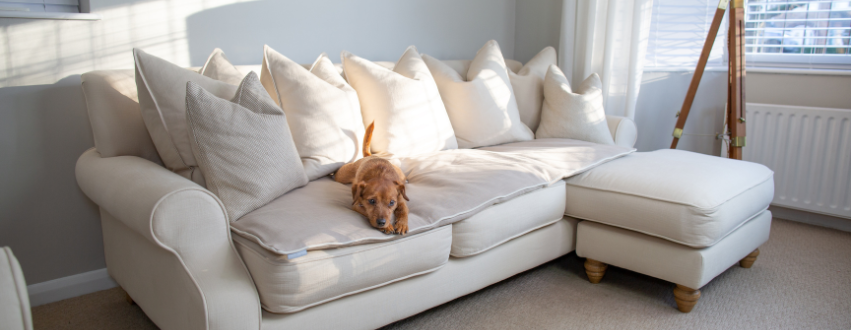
[394,222,408,235]
[380,226,395,235]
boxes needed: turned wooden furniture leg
[673,285,701,313]
[584,259,608,284]
[739,248,760,268]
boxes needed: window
[745,0,851,68]
[0,0,98,20]
[645,0,729,70]
[645,0,851,70]
[0,0,82,13]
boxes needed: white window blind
[745,0,851,68]
[0,0,80,13]
[645,0,729,70]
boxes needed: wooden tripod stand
[670,0,746,160]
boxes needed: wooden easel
[670,0,746,160]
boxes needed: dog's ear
[395,181,410,201]
[352,182,366,205]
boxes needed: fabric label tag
[287,249,307,260]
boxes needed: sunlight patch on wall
[0,0,256,87]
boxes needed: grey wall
[0,0,517,284]
[635,71,851,156]
[514,0,562,63]
[634,71,728,155]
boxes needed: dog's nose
[376,218,386,227]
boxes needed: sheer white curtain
[559,0,654,120]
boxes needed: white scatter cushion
[260,45,365,180]
[508,47,557,132]
[342,46,457,157]
[423,40,533,148]
[134,48,238,186]
[186,72,307,221]
[537,66,615,145]
[199,48,246,86]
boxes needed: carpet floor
[32,219,851,329]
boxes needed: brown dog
[335,121,409,235]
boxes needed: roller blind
[0,0,80,13]
[745,0,851,68]
[645,0,851,70]
[645,0,729,70]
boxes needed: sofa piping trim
[450,216,564,258]
[565,172,774,212]
[569,208,770,249]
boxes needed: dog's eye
[389,200,395,206]
[369,199,376,205]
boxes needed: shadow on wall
[633,71,727,155]
[0,75,102,284]
[184,0,516,66]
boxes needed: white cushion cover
[576,210,771,289]
[565,149,774,248]
[199,48,246,86]
[233,225,451,313]
[423,40,533,148]
[451,180,566,257]
[537,67,615,145]
[0,247,31,330]
[260,46,365,180]
[342,46,457,157]
[508,46,557,132]
[186,73,307,221]
[606,115,638,148]
[134,48,238,186]
[259,219,576,329]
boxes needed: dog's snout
[376,218,386,227]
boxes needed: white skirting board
[27,268,117,307]
[770,205,851,233]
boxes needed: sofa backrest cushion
[82,55,523,162]
[199,48,246,86]
[342,46,458,157]
[81,69,162,164]
[134,48,241,186]
[423,40,533,149]
[186,72,308,221]
[537,67,615,145]
[260,46,365,181]
[508,46,557,132]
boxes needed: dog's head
[352,178,409,230]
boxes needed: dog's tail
[363,121,375,157]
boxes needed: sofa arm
[0,247,32,330]
[76,148,260,330]
[606,115,638,148]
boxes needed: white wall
[0,0,517,285]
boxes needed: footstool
[565,150,774,312]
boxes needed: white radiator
[744,103,851,219]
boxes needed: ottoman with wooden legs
[565,150,774,312]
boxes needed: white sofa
[75,60,771,329]
[0,247,32,330]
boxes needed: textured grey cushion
[186,72,308,221]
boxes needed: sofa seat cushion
[451,180,566,257]
[564,149,774,248]
[233,225,451,314]
[230,140,632,255]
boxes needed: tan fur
[335,121,409,235]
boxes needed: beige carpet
[32,219,851,329]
